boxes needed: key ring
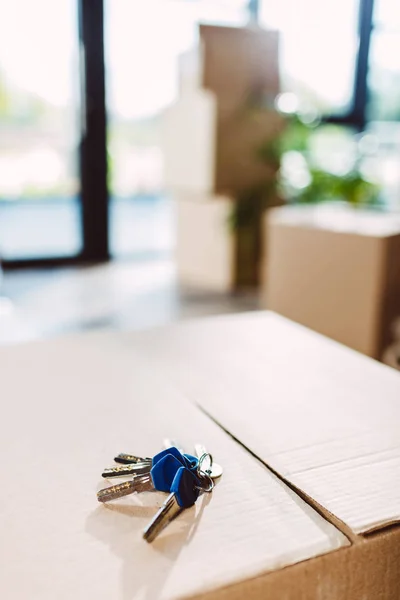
[195,471,214,493]
[195,452,214,493]
[198,451,213,473]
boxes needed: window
[0,0,109,267]
[0,0,82,260]
[105,0,251,258]
[259,0,360,116]
[367,0,400,121]
[2,0,399,266]
[258,0,400,133]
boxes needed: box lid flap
[134,312,400,535]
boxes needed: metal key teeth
[97,474,152,502]
[114,454,152,465]
[97,480,138,503]
[102,463,151,478]
[102,465,132,477]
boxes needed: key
[163,438,184,453]
[103,447,198,479]
[97,474,153,502]
[194,443,223,479]
[143,466,200,543]
[114,453,152,465]
[102,462,153,478]
[97,452,200,502]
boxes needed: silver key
[102,462,152,478]
[114,453,152,465]
[98,451,188,502]
[143,466,200,543]
[194,444,223,479]
[143,493,183,543]
[97,473,153,502]
[163,439,184,453]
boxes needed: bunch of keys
[97,443,222,543]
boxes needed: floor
[0,193,259,345]
[0,259,259,345]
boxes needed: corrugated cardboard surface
[0,332,346,600]
[132,312,400,536]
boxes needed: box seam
[195,402,358,545]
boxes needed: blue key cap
[152,447,198,471]
[171,466,200,508]
[98,450,200,501]
[104,446,198,479]
[150,453,199,492]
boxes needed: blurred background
[1,0,400,368]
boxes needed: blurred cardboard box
[163,101,281,195]
[162,89,217,194]
[164,24,282,291]
[175,192,269,291]
[263,204,400,359]
[199,24,279,120]
[162,25,281,197]
[179,25,280,118]
[175,193,234,292]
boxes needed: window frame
[251,0,375,131]
[3,0,109,270]
[327,0,374,130]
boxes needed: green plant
[230,112,381,232]
[228,108,382,288]
[228,182,276,232]
[295,168,380,206]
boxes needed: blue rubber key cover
[182,453,198,469]
[152,447,198,470]
[171,466,200,508]
[150,454,186,492]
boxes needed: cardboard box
[175,193,234,292]
[181,25,280,119]
[162,24,282,291]
[2,312,400,599]
[174,194,267,291]
[262,204,400,360]
[162,95,282,197]
[162,25,282,196]
[162,89,217,195]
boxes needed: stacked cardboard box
[162,25,281,291]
